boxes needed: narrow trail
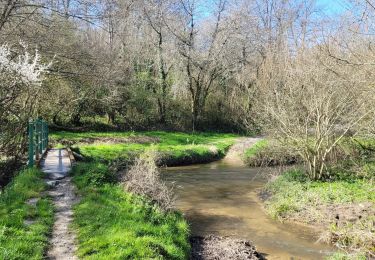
[222,137,263,165]
[40,149,79,260]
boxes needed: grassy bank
[72,162,190,259]
[0,168,54,259]
[263,168,375,258]
[51,131,237,166]
[244,139,301,166]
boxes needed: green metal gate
[28,119,49,167]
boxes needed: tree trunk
[108,111,116,125]
[157,31,167,124]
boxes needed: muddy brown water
[162,160,334,260]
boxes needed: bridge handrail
[28,118,48,167]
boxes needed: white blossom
[0,43,51,86]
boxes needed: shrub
[124,152,174,211]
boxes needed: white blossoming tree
[0,43,50,159]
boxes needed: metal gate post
[28,120,34,167]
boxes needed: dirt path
[223,137,263,165]
[41,149,79,260]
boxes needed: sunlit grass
[52,131,238,165]
[0,168,54,259]
[264,169,375,258]
[72,162,190,259]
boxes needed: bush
[125,152,175,211]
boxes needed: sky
[315,0,348,15]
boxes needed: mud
[288,202,375,228]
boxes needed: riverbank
[58,131,264,259]
[162,160,333,259]
[255,138,375,259]
[51,131,238,167]
[261,169,374,259]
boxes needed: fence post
[39,119,43,154]
[46,122,49,148]
[28,120,34,167]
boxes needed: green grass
[0,168,54,260]
[265,169,375,219]
[72,162,190,259]
[264,169,375,258]
[244,139,268,159]
[244,139,302,166]
[51,131,238,166]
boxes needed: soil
[47,176,79,260]
[190,235,263,260]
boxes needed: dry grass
[190,235,262,260]
[124,151,175,211]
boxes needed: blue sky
[315,0,348,15]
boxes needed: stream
[162,160,334,260]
